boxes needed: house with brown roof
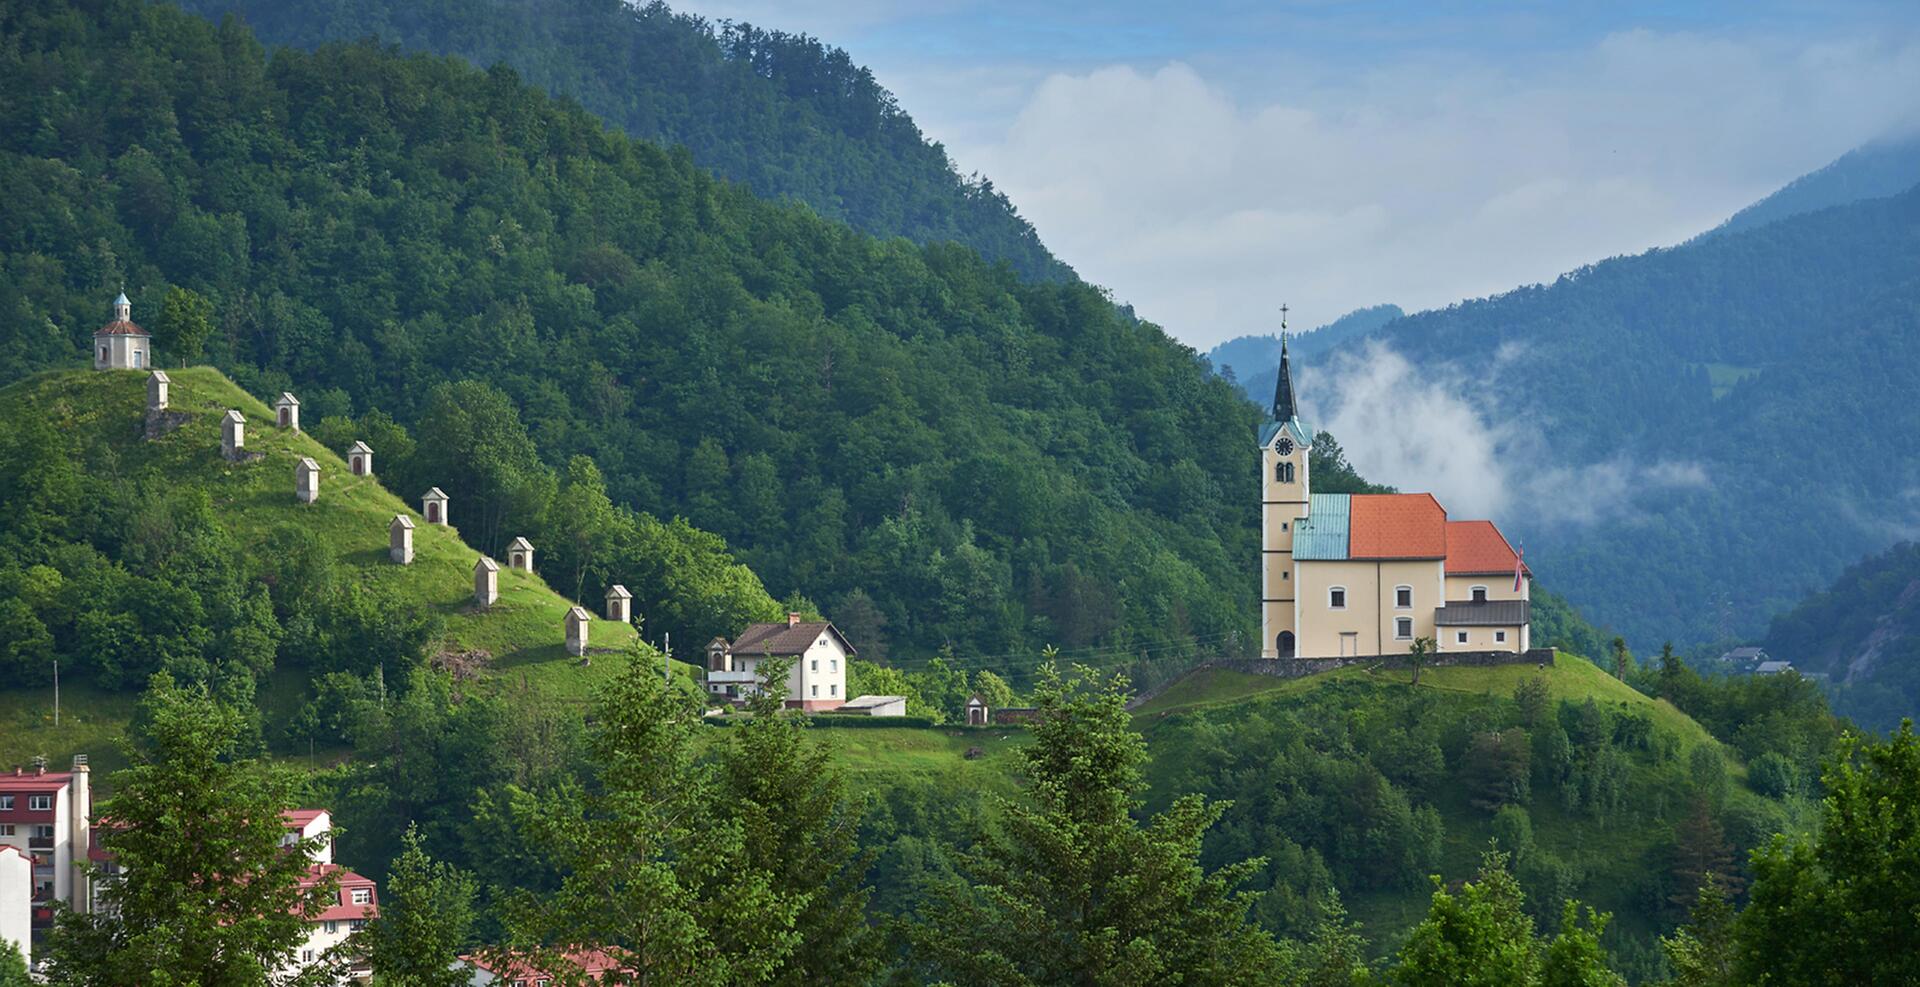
[1260,337,1530,659]
[707,613,855,711]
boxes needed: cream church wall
[1446,574,1529,603]
[1439,624,1529,652]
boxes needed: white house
[706,614,854,711]
[0,756,93,952]
[93,292,150,370]
[279,810,377,982]
[0,846,31,967]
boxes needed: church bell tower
[1260,328,1311,658]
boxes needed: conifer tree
[716,661,881,984]
[1659,877,1735,987]
[496,641,800,985]
[910,663,1285,986]
[45,674,333,986]
[0,942,27,987]
[366,824,476,987]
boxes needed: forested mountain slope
[0,366,721,767]
[1763,541,1920,730]
[1711,134,1920,237]
[1230,182,1920,654]
[1208,303,1404,404]
[0,0,1258,677]
[170,0,1070,282]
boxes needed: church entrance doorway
[1277,631,1295,659]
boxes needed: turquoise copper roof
[1293,493,1351,560]
[1257,417,1314,450]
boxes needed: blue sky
[676,1,1920,348]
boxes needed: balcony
[705,669,757,685]
[27,836,53,850]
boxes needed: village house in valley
[0,757,91,965]
[1260,337,1532,659]
[707,613,854,710]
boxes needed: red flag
[1513,544,1525,593]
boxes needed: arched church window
[1275,461,1295,483]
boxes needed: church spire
[1272,306,1297,422]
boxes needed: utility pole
[53,657,60,727]
[664,631,671,687]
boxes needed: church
[1260,339,1530,659]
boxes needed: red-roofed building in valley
[460,947,631,985]
[0,755,94,957]
[1259,337,1533,659]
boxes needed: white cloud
[944,31,1920,347]
[1306,342,1709,525]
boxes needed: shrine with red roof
[1258,338,1531,659]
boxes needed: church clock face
[1275,437,1294,456]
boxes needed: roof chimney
[787,611,801,627]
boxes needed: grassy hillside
[0,0,1260,679]
[1129,656,1802,974]
[0,366,659,769]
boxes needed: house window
[1395,617,1413,640]
[1328,587,1347,609]
[811,685,819,697]
[32,825,53,840]
[811,659,818,672]
[351,888,371,905]
[830,684,838,696]
[818,637,828,647]
[28,795,51,811]
[831,659,838,672]
[1456,631,1469,645]
[302,950,314,963]
[1495,630,1508,643]
[349,919,366,931]
[1395,585,1412,609]
[0,825,13,836]
[325,921,338,934]
[0,795,12,810]
[1471,585,1489,603]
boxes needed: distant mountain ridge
[1764,541,1920,730]
[174,0,1072,282]
[1230,182,1920,652]
[1709,134,1920,238]
[1208,304,1404,405]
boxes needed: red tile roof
[0,771,72,791]
[95,319,148,337]
[1347,494,1449,559]
[463,948,630,981]
[1445,520,1531,576]
[282,809,328,828]
[302,863,378,922]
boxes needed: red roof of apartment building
[303,863,379,922]
[0,770,73,791]
[282,809,328,828]
[463,948,630,982]
[1347,494,1449,559]
[1445,520,1531,576]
